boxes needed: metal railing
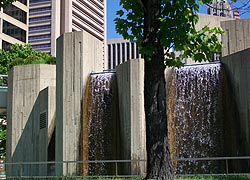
[2,159,147,179]
[171,156,250,177]
[0,75,7,88]
[1,156,250,178]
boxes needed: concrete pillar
[55,31,103,176]
[116,59,146,177]
[221,19,250,57]
[6,64,56,177]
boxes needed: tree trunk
[143,0,174,179]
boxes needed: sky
[107,0,250,39]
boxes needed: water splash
[167,63,224,174]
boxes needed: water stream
[167,63,224,174]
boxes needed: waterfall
[82,72,118,176]
[167,63,224,174]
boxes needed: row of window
[3,20,26,43]
[107,42,140,69]
[4,4,27,24]
[29,16,51,23]
[28,35,51,41]
[30,7,51,14]
[29,25,51,31]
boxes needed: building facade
[29,0,106,58]
[28,0,60,55]
[0,0,29,50]
[107,38,142,70]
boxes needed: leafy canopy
[0,44,56,75]
[115,0,224,67]
[0,0,16,8]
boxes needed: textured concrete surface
[6,64,56,176]
[56,31,103,176]
[221,49,250,160]
[221,19,250,57]
[116,59,146,177]
[0,87,7,115]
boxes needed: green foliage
[178,176,250,180]
[0,116,6,158]
[0,44,56,75]
[0,0,16,8]
[115,0,223,67]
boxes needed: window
[4,4,27,23]
[108,45,111,69]
[2,40,12,51]
[3,20,26,42]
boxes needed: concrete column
[6,64,56,177]
[55,31,103,176]
[116,59,146,177]
[221,19,250,57]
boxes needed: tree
[0,0,16,8]
[0,44,56,75]
[115,0,223,179]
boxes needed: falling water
[167,63,224,174]
[83,72,118,176]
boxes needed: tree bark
[143,0,174,179]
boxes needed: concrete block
[55,31,103,176]
[222,49,250,171]
[116,59,146,177]
[6,64,56,177]
[221,19,250,56]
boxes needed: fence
[1,156,250,179]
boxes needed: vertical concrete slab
[56,31,103,176]
[221,49,250,171]
[221,19,250,56]
[6,65,56,177]
[116,59,146,177]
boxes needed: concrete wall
[56,31,103,176]
[221,19,250,56]
[6,64,56,176]
[221,49,250,168]
[116,59,146,177]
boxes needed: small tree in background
[0,44,56,75]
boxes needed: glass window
[29,7,51,13]
[28,35,51,41]
[2,40,12,51]
[122,43,125,63]
[117,44,120,65]
[18,0,27,5]
[29,16,51,23]
[4,4,27,24]
[30,0,50,3]
[108,45,111,69]
[126,42,130,60]
[131,42,135,59]
[29,25,51,31]
[112,44,116,69]
[3,20,26,43]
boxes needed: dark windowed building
[0,0,29,50]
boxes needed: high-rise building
[29,0,106,58]
[28,0,60,55]
[107,38,142,70]
[0,0,29,50]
